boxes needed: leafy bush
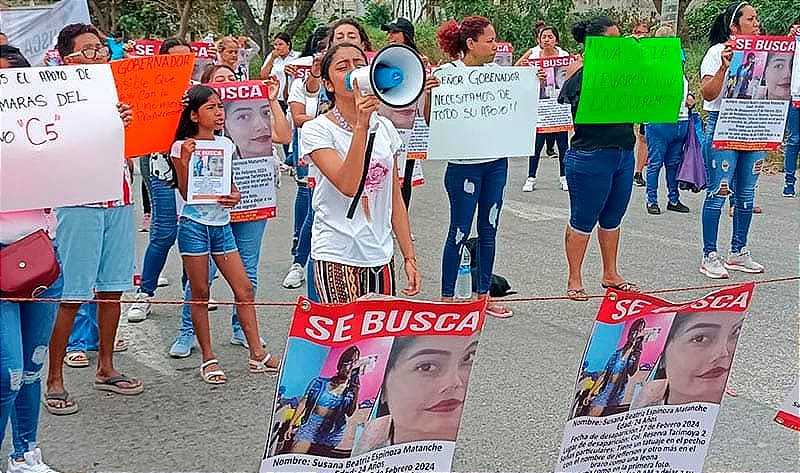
[686,0,799,44]
[363,1,393,29]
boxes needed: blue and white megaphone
[344,44,425,108]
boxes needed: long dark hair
[0,44,31,67]
[571,16,616,44]
[300,27,329,57]
[397,31,418,52]
[320,42,367,105]
[709,1,751,44]
[174,85,220,141]
[376,337,416,417]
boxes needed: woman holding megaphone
[300,43,420,303]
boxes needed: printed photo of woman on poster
[756,52,794,100]
[351,334,478,455]
[225,99,274,158]
[283,346,361,455]
[630,311,745,408]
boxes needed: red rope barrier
[1,276,796,306]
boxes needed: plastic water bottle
[454,247,472,300]
[203,33,215,44]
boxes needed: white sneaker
[522,177,536,192]
[724,247,765,273]
[700,252,729,279]
[7,448,60,473]
[126,292,152,323]
[560,176,569,191]
[282,263,305,289]
[157,274,169,287]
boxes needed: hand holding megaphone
[344,44,426,109]
[352,78,380,130]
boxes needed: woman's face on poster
[663,311,744,404]
[209,156,224,176]
[211,67,236,83]
[225,100,272,158]
[383,335,478,441]
[381,104,416,130]
[553,65,568,89]
[763,54,792,100]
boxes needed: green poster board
[575,36,684,124]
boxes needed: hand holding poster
[531,55,576,133]
[427,66,537,160]
[557,284,754,473]
[712,35,794,150]
[575,37,684,124]
[0,65,124,211]
[774,379,800,431]
[173,139,232,203]
[209,80,277,221]
[261,296,486,473]
[111,54,195,157]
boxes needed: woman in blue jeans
[557,16,639,301]
[436,16,512,317]
[698,2,765,279]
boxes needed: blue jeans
[139,176,178,296]
[66,301,98,352]
[786,104,799,185]
[701,111,765,255]
[0,253,63,459]
[564,148,635,234]
[292,183,310,245]
[179,219,267,334]
[644,121,689,205]
[441,158,508,297]
[528,132,568,177]
[293,189,314,267]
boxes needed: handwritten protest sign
[131,39,214,82]
[576,37,683,124]
[774,379,800,431]
[111,53,194,157]
[0,65,124,211]
[0,0,91,66]
[792,35,799,107]
[209,81,277,221]
[261,296,486,473]
[531,55,576,133]
[557,283,753,473]
[428,66,538,160]
[712,35,794,150]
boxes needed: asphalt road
[8,156,798,472]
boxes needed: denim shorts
[565,148,634,234]
[177,217,237,256]
[54,205,135,299]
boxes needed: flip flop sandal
[485,303,513,319]
[94,375,144,395]
[249,353,280,376]
[64,351,89,368]
[601,281,641,293]
[113,339,128,352]
[200,359,227,385]
[567,288,589,302]
[43,391,79,416]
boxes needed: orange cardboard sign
[111,53,195,157]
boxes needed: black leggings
[528,131,569,178]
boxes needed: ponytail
[571,16,615,44]
[709,2,750,45]
[436,16,492,59]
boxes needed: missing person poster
[774,379,800,431]
[557,283,754,473]
[210,81,277,221]
[172,139,232,203]
[531,55,576,133]
[712,35,794,150]
[260,296,487,473]
[131,39,215,82]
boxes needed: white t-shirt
[171,136,235,226]
[301,115,403,267]
[0,210,57,245]
[262,51,301,100]
[527,46,569,59]
[700,43,726,112]
[444,60,503,165]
